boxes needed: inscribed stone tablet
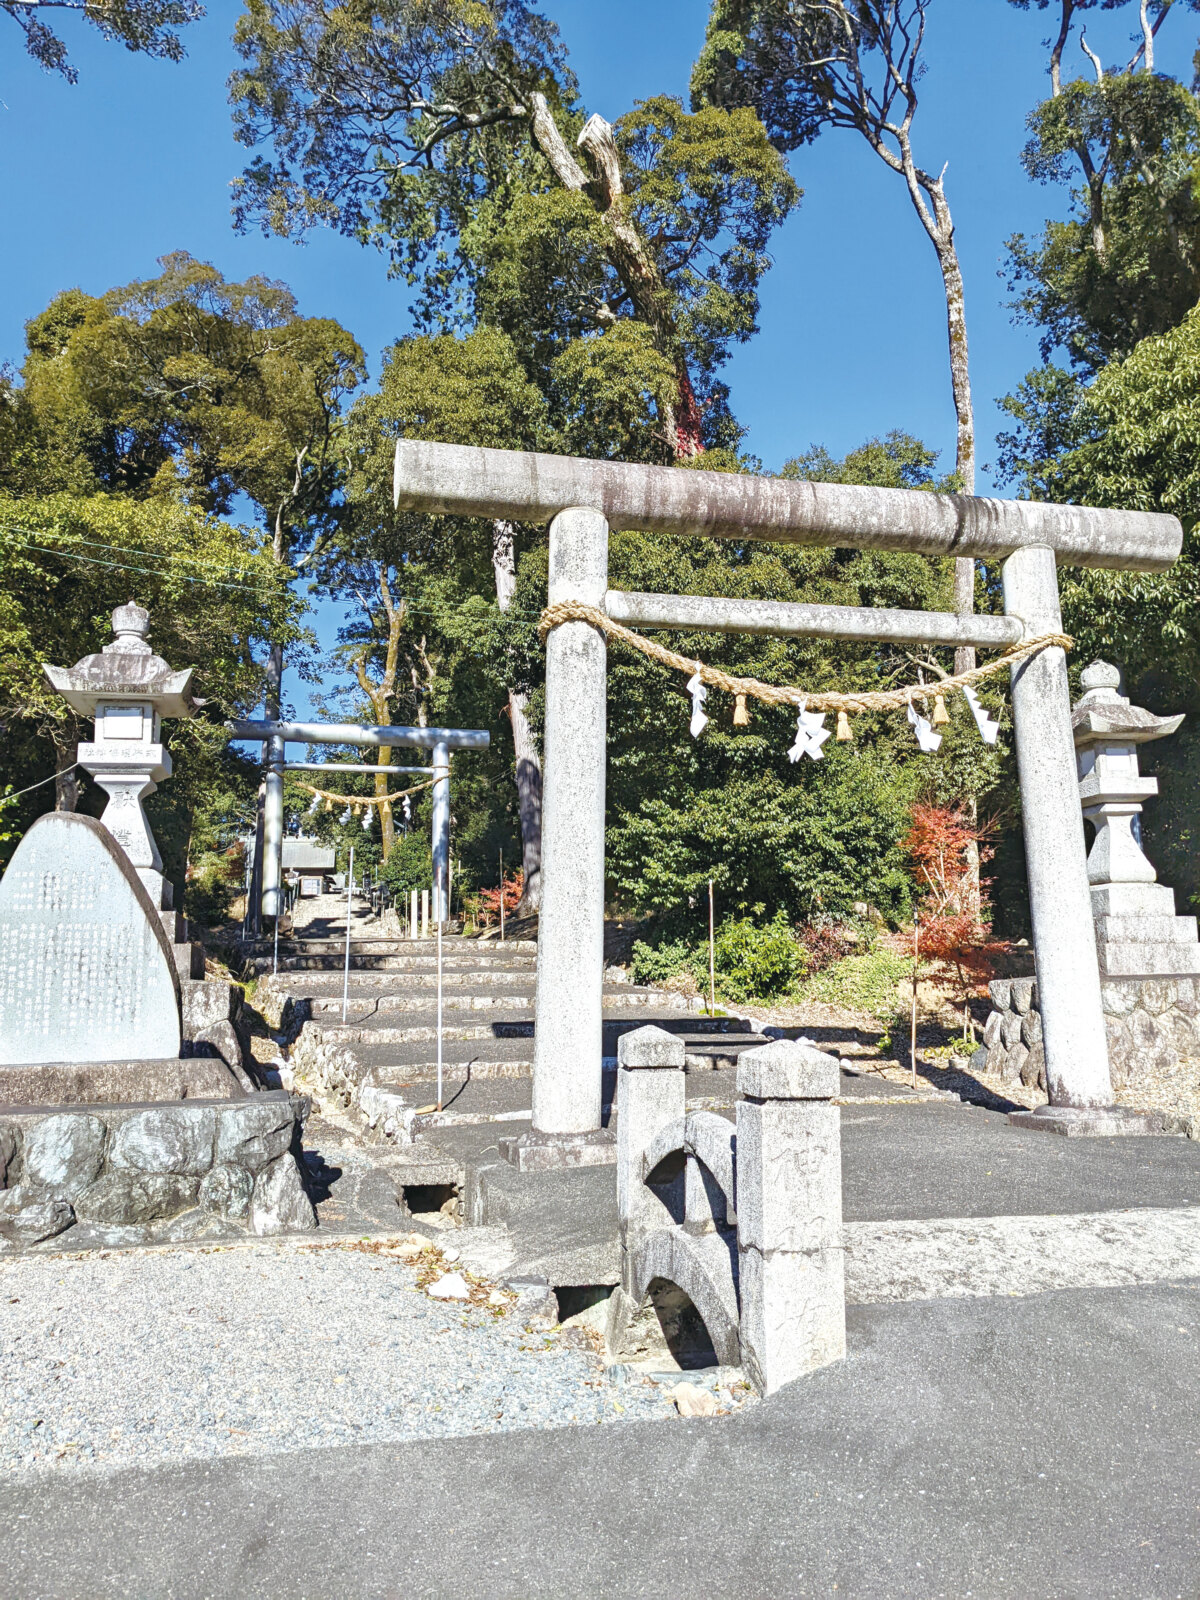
[0,813,181,1065]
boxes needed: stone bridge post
[736,1040,846,1395]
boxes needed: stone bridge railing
[606,1026,846,1395]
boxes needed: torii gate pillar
[1003,545,1112,1107]
[500,506,614,1170]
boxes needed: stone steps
[306,1010,754,1048]
[302,986,687,1016]
[291,969,549,992]
[272,953,539,974]
[309,1028,775,1086]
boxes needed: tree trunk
[531,95,702,462]
[53,736,79,812]
[492,520,543,914]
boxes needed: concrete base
[497,1127,617,1172]
[0,1057,246,1106]
[1008,1104,1179,1137]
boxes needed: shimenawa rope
[537,601,1071,716]
[297,774,438,806]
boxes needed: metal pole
[500,848,505,943]
[342,845,354,1025]
[273,914,279,978]
[437,917,444,1113]
[431,739,450,924]
[262,731,285,920]
[911,913,919,1089]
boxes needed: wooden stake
[911,912,919,1089]
[499,848,505,944]
[708,879,716,1017]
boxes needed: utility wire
[1,762,81,804]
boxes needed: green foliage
[711,911,808,1000]
[784,431,958,493]
[5,254,365,563]
[1002,306,1200,695]
[798,946,913,1019]
[379,830,433,896]
[631,912,807,1002]
[5,0,202,83]
[629,937,702,989]
[1006,73,1200,375]
[185,846,245,928]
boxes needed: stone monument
[0,605,318,1249]
[0,812,182,1066]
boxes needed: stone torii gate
[395,439,1183,1161]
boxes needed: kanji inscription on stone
[0,813,181,1065]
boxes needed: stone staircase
[259,926,782,1153]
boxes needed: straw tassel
[733,693,750,727]
[932,693,950,727]
[836,709,853,742]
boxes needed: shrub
[380,832,432,897]
[630,937,702,988]
[799,947,913,1019]
[711,912,808,1001]
[185,844,244,929]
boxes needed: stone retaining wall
[979,975,1200,1090]
[0,1092,316,1251]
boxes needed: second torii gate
[231,718,489,923]
[394,439,1182,1163]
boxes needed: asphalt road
[5,1280,1198,1599]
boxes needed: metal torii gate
[394,438,1182,1165]
[230,718,490,922]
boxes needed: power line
[2,532,281,595]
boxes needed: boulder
[0,1198,74,1247]
[110,1107,216,1176]
[1010,978,1034,1016]
[198,1163,254,1220]
[75,1171,199,1225]
[22,1113,106,1198]
[249,1154,316,1235]
[0,1125,18,1188]
[216,1100,295,1174]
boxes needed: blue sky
[2,0,1195,716]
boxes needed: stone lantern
[1071,659,1200,978]
[43,602,197,911]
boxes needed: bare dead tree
[491,521,543,915]
[354,568,406,861]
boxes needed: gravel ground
[0,1238,703,1480]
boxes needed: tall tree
[230,1,796,460]
[1005,0,1200,376]
[232,6,796,908]
[4,0,202,81]
[998,2,1200,499]
[692,0,978,670]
